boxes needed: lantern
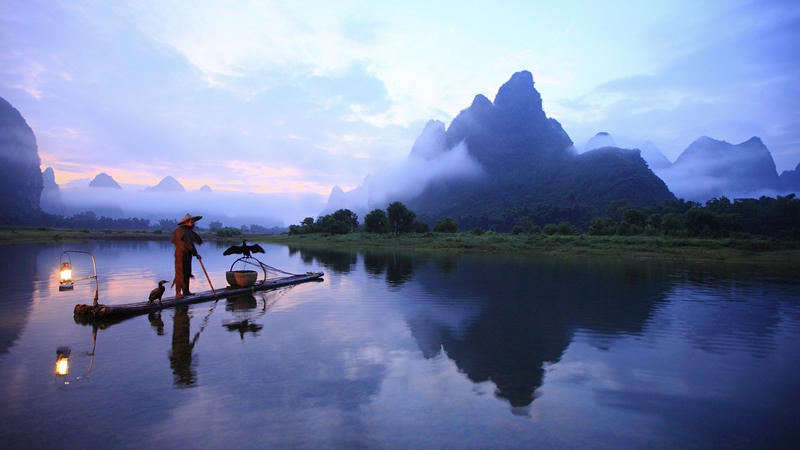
[59,262,74,291]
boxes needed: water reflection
[291,247,677,408]
[148,311,165,335]
[169,306,197,388]
[299,247,798,409]
[2,241,798,448]
[363,251,418,287]
[0,244,37,356]
[223,294,264,339]
[289,245,357,273]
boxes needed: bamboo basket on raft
[226,270,258,288]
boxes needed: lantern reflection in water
[55,346,71,386]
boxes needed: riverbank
[262,232,800,264]
[3,226,798,264]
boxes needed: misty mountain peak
[779,161,800,193]
[89,172,123,189]
[665,135,781,199]
[40,166,67,215]
[145,175,185,192]
[583,132,616,152]
[410,120,447,160]
[492,70,546,122]
[42,167,58,189]
[198,185,212,193]
[639,140,672,172]
[0,96,42,212]
[470,94,493,110]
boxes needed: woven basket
[226,270,257,288]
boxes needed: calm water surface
[0,241,799,449]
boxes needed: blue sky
[2,0,798,216]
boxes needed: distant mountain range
[144,175,186,192]
[324,71,800,230]
[89,172,123,189]
[326,71,675,230]
[592,133,797,201]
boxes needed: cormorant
[222,240,265,257]
[148,280,168,304]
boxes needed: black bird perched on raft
[223,240,265,257]
[148,280,168,304]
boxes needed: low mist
[55,186,326,229]
[584,133,798,202]
[322,120,484,219]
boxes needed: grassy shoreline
[4,226,798,264]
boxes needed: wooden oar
[197,255,218,299]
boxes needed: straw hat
[178,213,203,225]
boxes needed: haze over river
[1,242,799,449]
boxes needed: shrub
[216,227,242,237]
[470,227,485,236]
[512,225,524,235]
[588,217,618,236]
[412,220,430,233]
[364,209,390,233]
[661,213,683,236]
[542,224,558,235]
[622,209,648,228]
[434,217,459,233]
[556,221,580,236]
[616,221,643,236]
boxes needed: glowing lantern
[57,251,99,305]
[59,262,74,291]
[55,347,71,376]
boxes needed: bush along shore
[3,197,799,264]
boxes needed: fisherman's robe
[171,224,202,296]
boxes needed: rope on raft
[229,256,301,284]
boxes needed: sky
[2,0,799,224]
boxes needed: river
[0,241,798,449]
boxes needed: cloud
[321,120,484,218]
[556,0,800,172]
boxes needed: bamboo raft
[73,271,324,319]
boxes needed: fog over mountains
[41,171,321,228]
[584,133,797,201]
[4,72,800,229]
[323,73,800,221]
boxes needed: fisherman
[171,213,203,299]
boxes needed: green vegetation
[4,196,799,264]
[364,209,390,233]
[261,231,798,263]
[433,217,458,233]
[215,227,243,237]
[387,201,416,235]
[289,209,359,236]
[271,198,800,263]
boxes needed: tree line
[288,195,800,240]
[289,201,461,236]
[4,193,798,240]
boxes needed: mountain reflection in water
[294,246,672,408]
[1,241,798,449]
